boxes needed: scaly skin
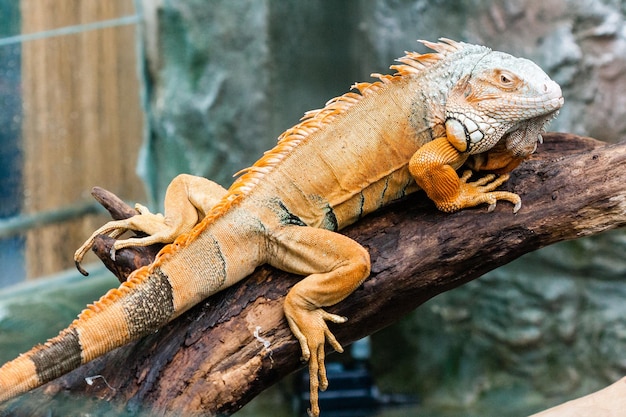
[0,39,563,416]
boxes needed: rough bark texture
[1,133,625,417]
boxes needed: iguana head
[444,51,563,156]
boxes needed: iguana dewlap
[0,39,562,416]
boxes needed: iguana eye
[489,69,521,91]
[497,70,516,87]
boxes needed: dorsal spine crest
[137,39,474,268]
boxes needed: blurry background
[0,1,145,283]
[0,1,625,416]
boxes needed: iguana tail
[0,264,179,402]
[0,191,261,403]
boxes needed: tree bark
[2,133,625,416]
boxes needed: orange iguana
[0,39,563,416]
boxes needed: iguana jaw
[502,107,562,157]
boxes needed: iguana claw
[451,170,522,213]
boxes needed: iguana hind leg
[409,137,522,213]
[75,174,227,273]
[269,226,370,417]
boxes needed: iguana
[0,39,563,416]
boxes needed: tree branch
[3,133,625,416]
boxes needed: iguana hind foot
[74,175,227,275]
[284,307,346,417]
[270,226,371,417]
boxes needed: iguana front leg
[409,137,522,213]
[269,226,371,417]
[74,174,227,274]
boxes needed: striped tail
[0,264,176,402]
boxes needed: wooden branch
[3,133,625,417]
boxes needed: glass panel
[0,0,144,287]
[0,2,24,286]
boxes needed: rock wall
[142,1,626,414]
[356,0,626,141]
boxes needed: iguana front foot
[409,137,522,214]
[284,303,346,417]
[454,170,522,213]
